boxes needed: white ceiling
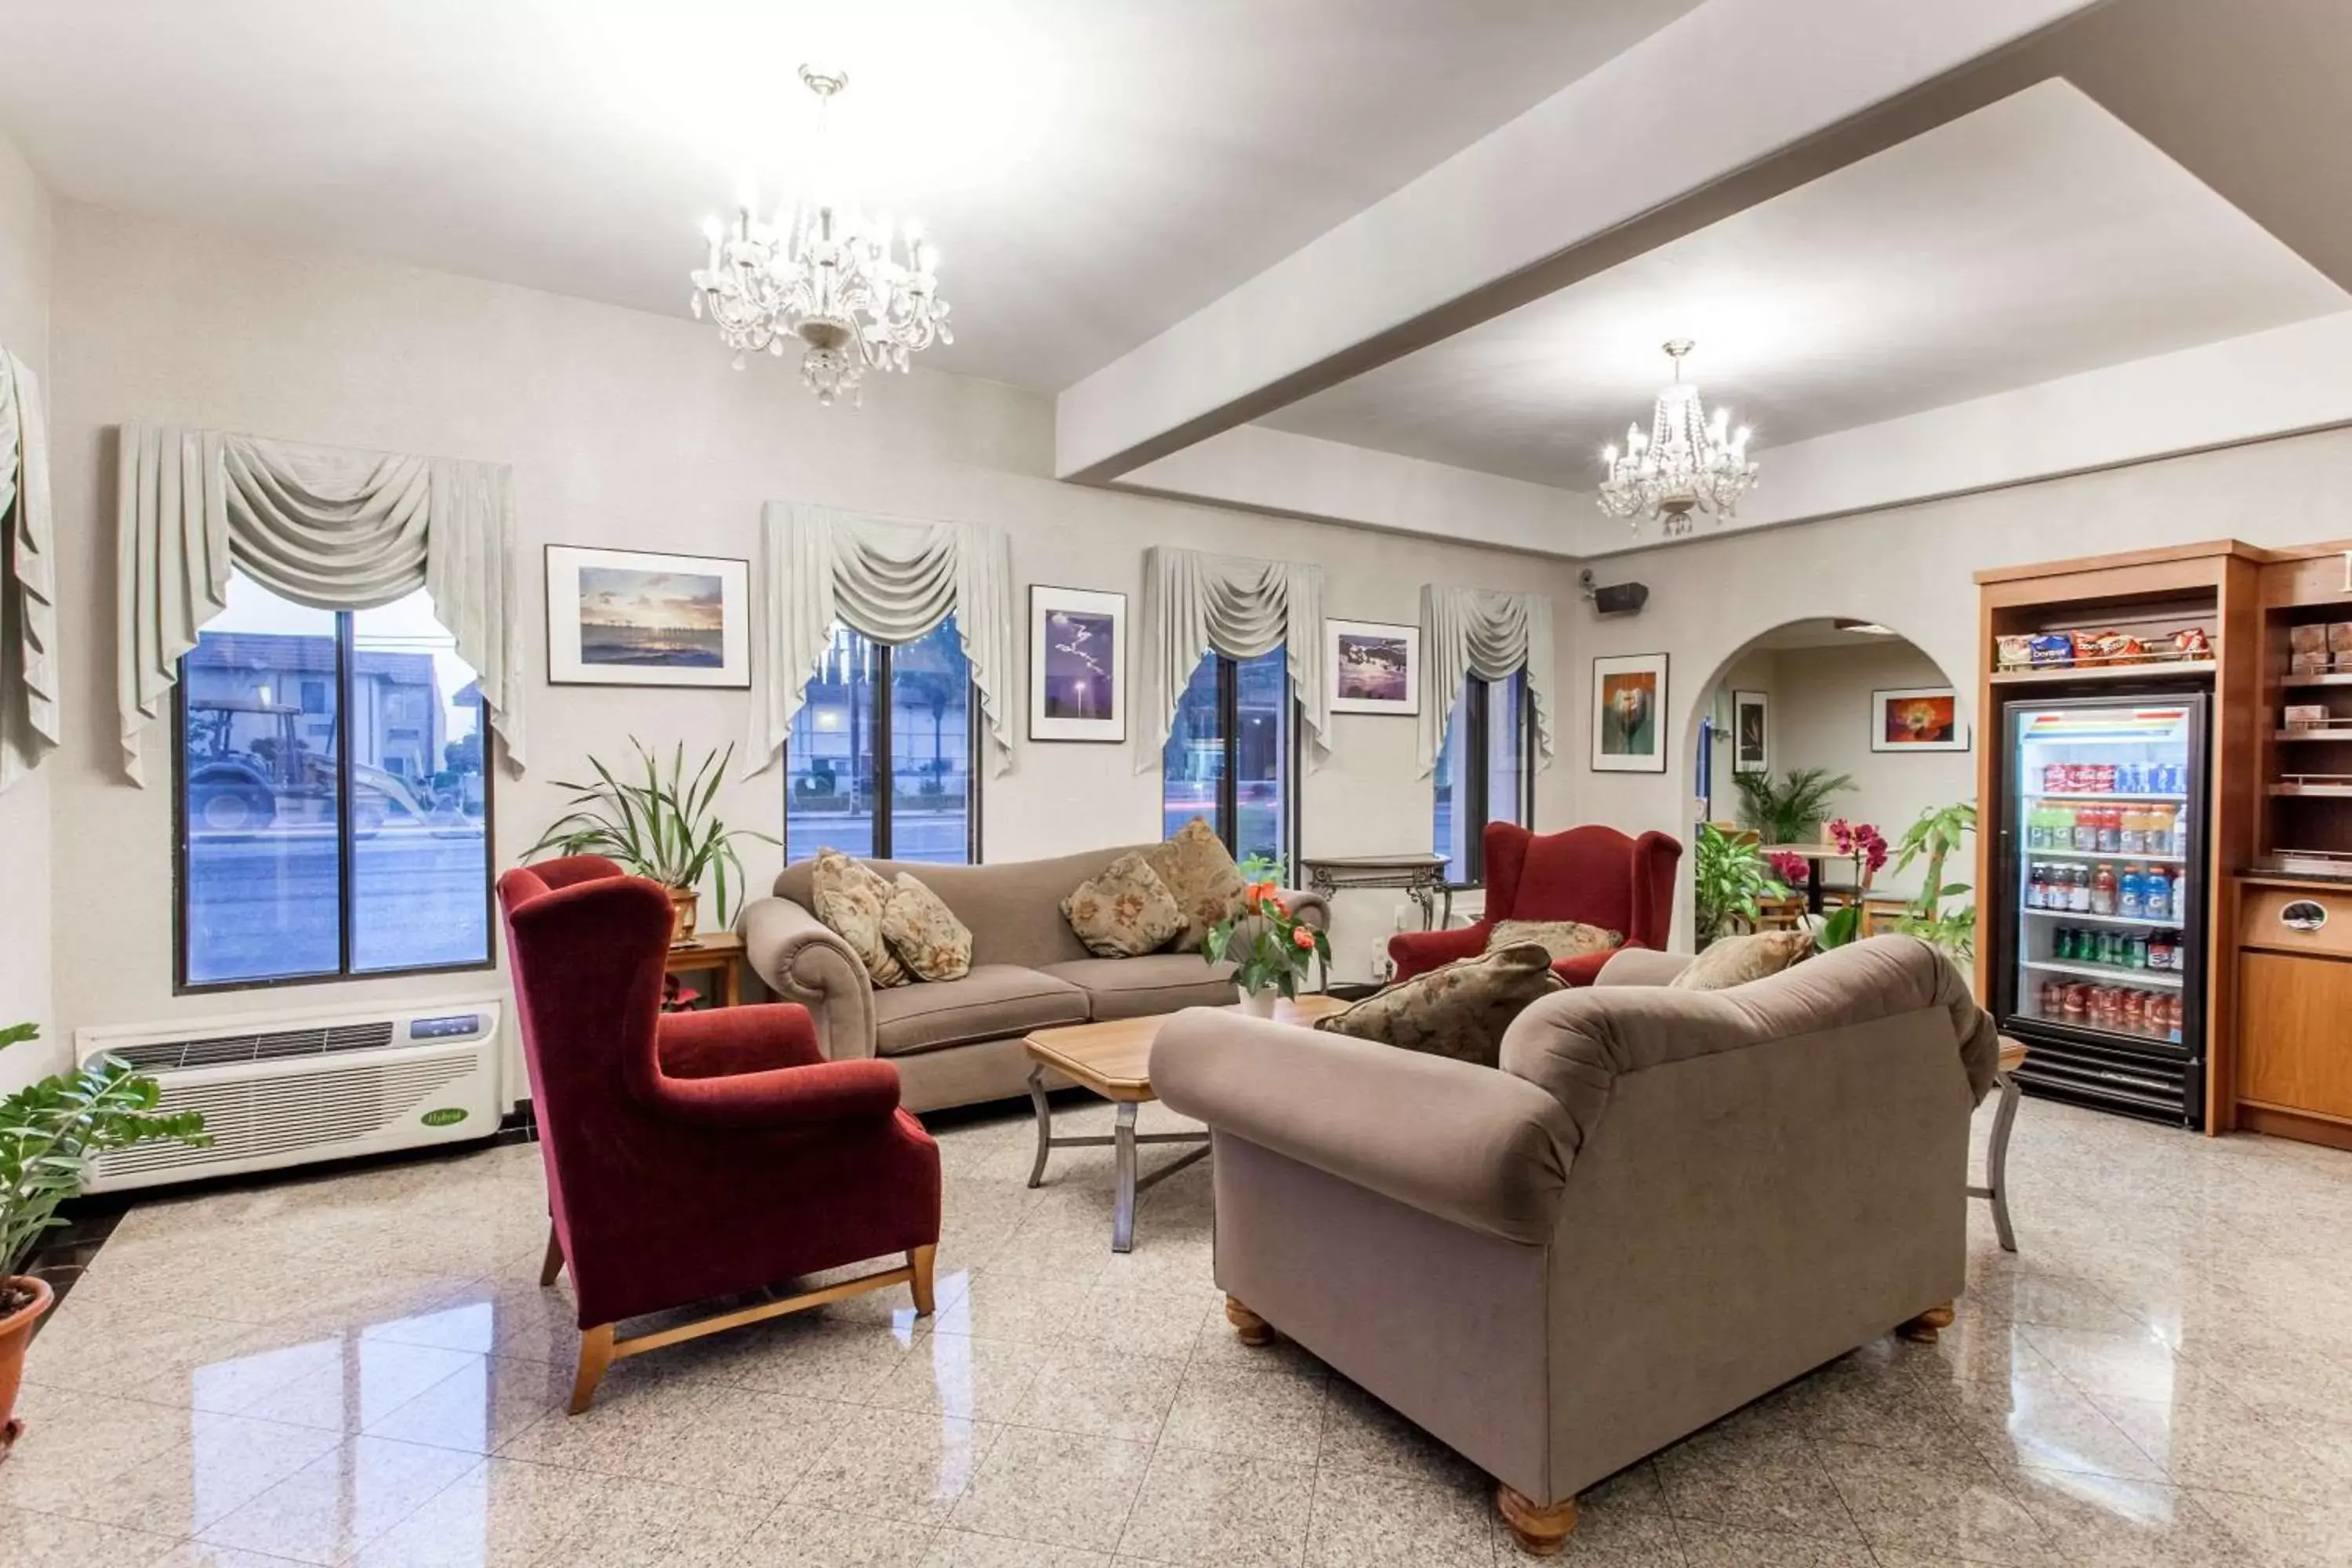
[0,0,1702,391]
[1258,80,2350,489]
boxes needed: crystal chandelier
[689,66,952,406]
[1595,339,1757,536]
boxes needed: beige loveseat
[740,845,1330,1112]
[1153,936,1996,1555]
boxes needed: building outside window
[177,572,493,989]
[785,616,978,863]
[1161,646,1295,866]
[1434,670,1532,884]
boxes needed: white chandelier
[1595,339,1757,536]
[690,66,952,406]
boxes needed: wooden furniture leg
[909,1244,938,1316]
[1496,1485,1578,1555]
[569,1323,615,1414]
[1225,1295,1272,1347]
[1897,1301,1956,1343]
[538,1223,564,1287]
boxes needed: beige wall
[33,203,1583,1077]
[1566,425,2352,943]
[0,132,54,1091]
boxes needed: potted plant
[1814,818,1890,949]
[1892,800,1978,960]
[1203,866,1329,1018]
[525,740,777,945]
[1693,824,1789,949]
[2,1023,208,1459]
[1733,766,1859,847]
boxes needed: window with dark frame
[1160,646,1298,866]
[1434,670,1534,886]
[782,616,981,864]
[176,572,494,992]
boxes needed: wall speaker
[1579,569,1649,616]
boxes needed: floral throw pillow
[1062,853,1188,959]
[1486,918,1622,964]
[1315,942,1564,1069]
[1142,816,1250,953]
[810,848,909,989]
[881,873,974,983]
[1670,930,1815,991]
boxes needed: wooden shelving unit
[1990,659,2216,687]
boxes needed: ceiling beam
[1052,0,2104,484]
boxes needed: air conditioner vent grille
[89,1019,400,1074]
[92,1053,481,1178]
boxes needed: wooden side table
[664,930,746,1008]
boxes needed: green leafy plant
[524,740,776,924]
[1892,800,1977,960]
[1693,825,1788,948]
[1733,767,1859,847]
[2,1024,209,1302]
[1203,878,1330,1000]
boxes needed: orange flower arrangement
[1204,877,1329,1000]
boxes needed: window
[785,615,978,863]
[1434,670,1533,884]
[1160,647,1295,865]
[177,572,493,989]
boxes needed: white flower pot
[1235,985,1280,1019]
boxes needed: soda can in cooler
[2117,762,2141,794]
[2126,933,2150,969]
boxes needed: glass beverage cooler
[1994,693,2210,1127]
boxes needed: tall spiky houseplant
[524,740,776,942]
[1733,767,1859,846]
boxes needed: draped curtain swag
[1,350,58,792]
[1417,583,1557,777]
[114,423,526,784]
[1138,546,1329,775]
[745,501,1015,779]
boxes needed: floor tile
[1303,1464,1494,1568]
[1655,1430,1860,1544]
[1815,1439,2054,1566]
[948,1426,1152,1552]
[1004,1346,1186,1444]
[193,1433,481,1563]
[361,1353,576,1454]
[791,1404,1002,1527]
[1672,1518,1871,1566]
[1116,1446,1313,1564]
[1160,1363,1328,1464]
[870,1331,1051,1422]
[0,1506,179,1568]
[74,1414,345,1537]
[2002,1466,2248,1567]
[920,1530,1111,1566]
[1316,1377,1482,1484]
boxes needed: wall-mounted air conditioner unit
[76,997,503,1193]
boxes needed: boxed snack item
[2328,622,2352,654]
[2292,650,2331,676]
[2290,623,2328,656]
[2285,704,2332,729]
[2027,632,2074,667]
[1995,633,2035,670]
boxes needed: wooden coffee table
[1024,994,1348,1252]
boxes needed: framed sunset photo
[1327,619,1420,716]
[1873,685,1968,752]
[545,545,750,688]
[1029,585,1127,742]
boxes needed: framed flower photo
[1592,652,1668,772]
[545,545,750,688]
[1872,685,1969,752]
[1029,585,1127,742]
[1327,619,1420,716]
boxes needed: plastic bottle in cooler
[2118,867,2144,919]
[2074,808,2098,851]
[2090,863,2117,916]
[2144,868,2171,922]
[2068,865,2092,913]
[2097,807,2122,853]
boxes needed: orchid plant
[1203,872,1330,1000]
[1814,817,1889,950]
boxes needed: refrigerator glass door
[2010,702,2196,1047]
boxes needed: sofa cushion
[1315,943,1565,1069]
[1143,816,1249,953]
[1038,955,1239,1022]
[811,848,909,989]
[881,873,975,982]
[1671,931,1815,991]
[1060,852,1187,958]
[1488,918,1621,965]
[870,964,1090,1058]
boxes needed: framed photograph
[545,546,750,688]
[1733,690,1769,775]
[1327,619,1421,716]
[1592,652,1669,772]
[1029,585,1127,742]
[1873,685,1969,752]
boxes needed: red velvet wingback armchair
[1388,823,1682,988]
[498,855,942,1412]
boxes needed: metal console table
[1301,853,1454,931]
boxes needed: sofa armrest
[1278,887,1330,931]
[1152,1010,1576,1245]
[741,896,877,1062]
[1388,921,1488,982]
[1592,947,1693,987]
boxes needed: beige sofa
[1152,936,1996,1555]
[740,845,1330,1112]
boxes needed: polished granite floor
[9,1091,2352,1567]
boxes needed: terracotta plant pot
[0,1275,55,1465]
[666,887,699,946]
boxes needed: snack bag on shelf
[2027,632,2074,666]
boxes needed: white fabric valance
[1138,546,1328,774]
[1,350,58,792]
[114,424,526,784]
[745,501,1015,779]
[1417,583,1557,777]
